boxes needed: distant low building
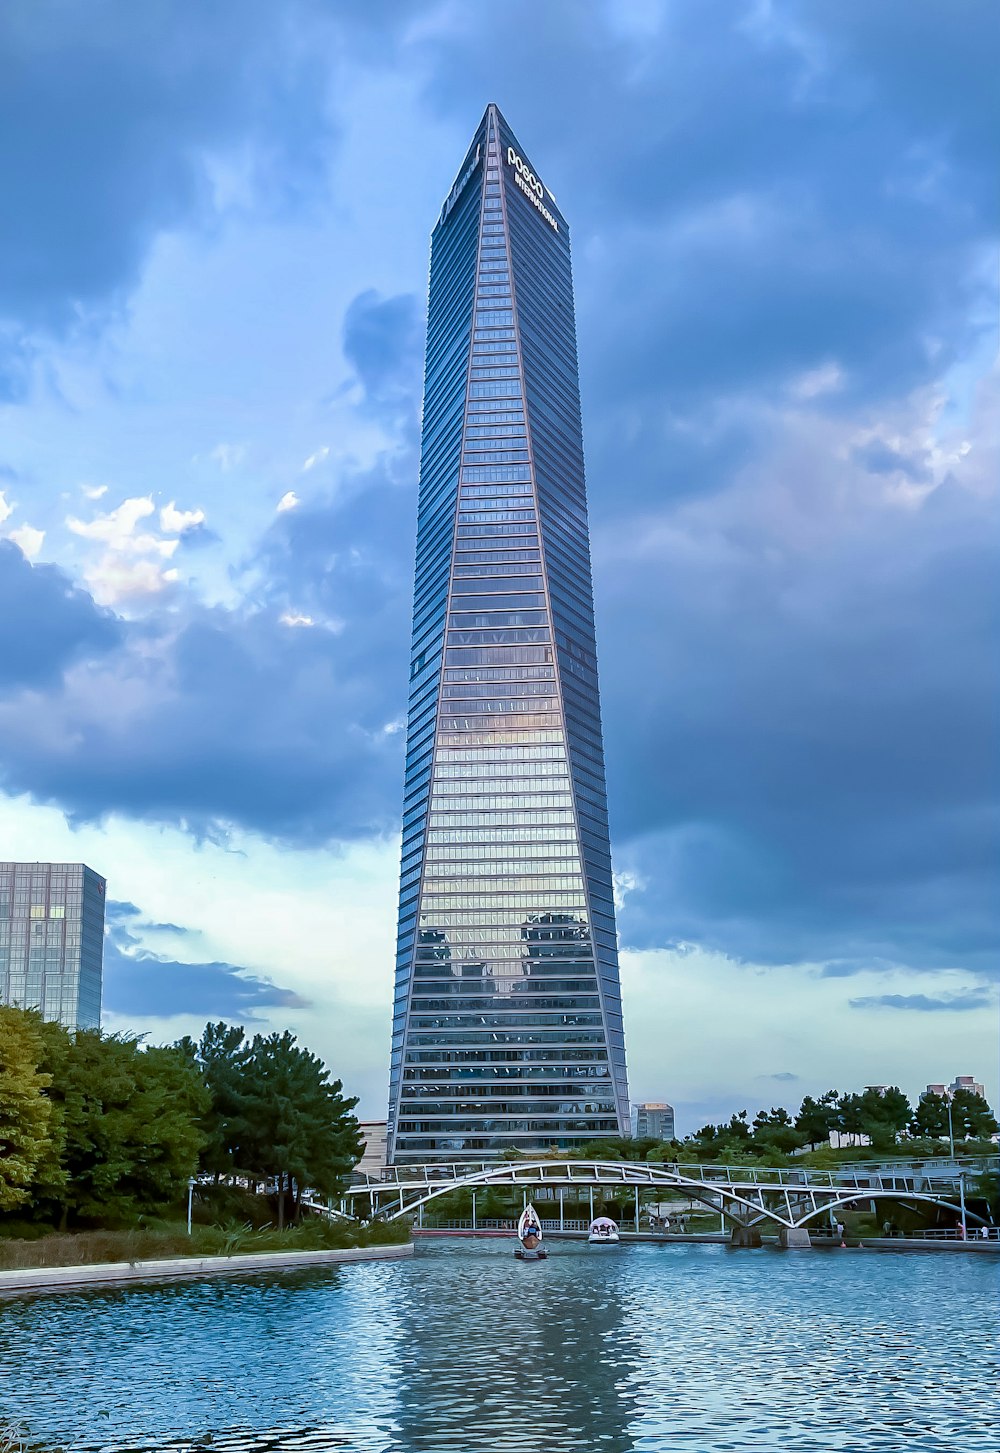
[0,861,105,1031]
[632,1102,675,1141]
[924,1076,986,1100]
[356,1121,388,1178]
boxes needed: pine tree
[950,1087,998,1141]
[239,1030,363,1229]
[177,1021,253,1178]
[911,1091,950,1139]
[795,1090,840,1149]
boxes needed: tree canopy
[0,1007,363,1232]
[0,1007,56,1213]
[570,1082,997,1166]
[179,1021,363,1227]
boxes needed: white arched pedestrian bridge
[337,1157,994,1240]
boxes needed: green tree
[36,1027,208,1227]
[838,1091,867,1145]
[751,1107,806,1155]
[177,1021,253,1178]
[795,1091,840,1149]
[950,1087,998,1141]
[239,1030,363,1228]
[857,1086,911,1150]
[0,1007,56,1212]
[911,1091,950,1139]
[571,1136,661,1162]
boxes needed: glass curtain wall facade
[0,862,105,1030]
[387,105,628,1165]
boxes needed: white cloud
[612,869,645,909]
[277,490,300,512]
[66,496,182,603]
[302,445,330,471]
[160,500,206,533]
[67,495,156,546]
[208,443,245,471]
[279,611,315,627]
[7,524,45,559]
[0,492,11,526]
[790,361,844,399]
[86,559,181,603]
[81,483,109,500]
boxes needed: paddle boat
[588,1215,620,1245]
[515,1202,548,1260]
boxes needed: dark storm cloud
[0,540,121,688]
[342,289,423,421]
[103,898,305,1019]
[407,1,995,515]
[0,0,343,390]
[0,601,405,844]
[849,991,993,1013]
[0,433,424,842]
[605,446,999,972]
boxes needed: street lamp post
[187,1178,195,1236]
[944,1091,967,1238]
[946,1096,955,1159]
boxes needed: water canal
[2,1237,997,1452]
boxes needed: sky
[1,0,997,1131]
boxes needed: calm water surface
[1,1238,997,1452]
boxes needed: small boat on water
[515,1202,548,1260]
[588,1216,620,1245]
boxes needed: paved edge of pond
[0,1242,414,1293]
[414,1229,1000,1252]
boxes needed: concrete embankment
[0,1242,413,1294]
[415,1228,999,1252]
[858,1237,999,1253]
[413,1228,729,1243]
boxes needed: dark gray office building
[0,862,105,1030]
[386,105,629,1165]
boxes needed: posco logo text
[506,147,559,232]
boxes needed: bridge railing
[874,1226,999,1242]
[345,1150,1000,1197]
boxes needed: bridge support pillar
[730,1225,763,1248]
[779,1227,812,1249]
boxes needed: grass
[1,1422,24,1453]
[0,1216,409,1272]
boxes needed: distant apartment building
[0,862,105,1030]
[632,1102,675,1141]
[924,1076,986,1099]
[356,1121,389,1179]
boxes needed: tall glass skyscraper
[387,105,628,1165]
[0,862,105,1030]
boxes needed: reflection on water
[1,1239,997,1451]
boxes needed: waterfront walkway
[0,1242,413,1295]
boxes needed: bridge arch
[341,1158,984,1235]
[789,1190,984,1230]
[346,1160,840,1230]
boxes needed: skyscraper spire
[386,105,628,1164]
